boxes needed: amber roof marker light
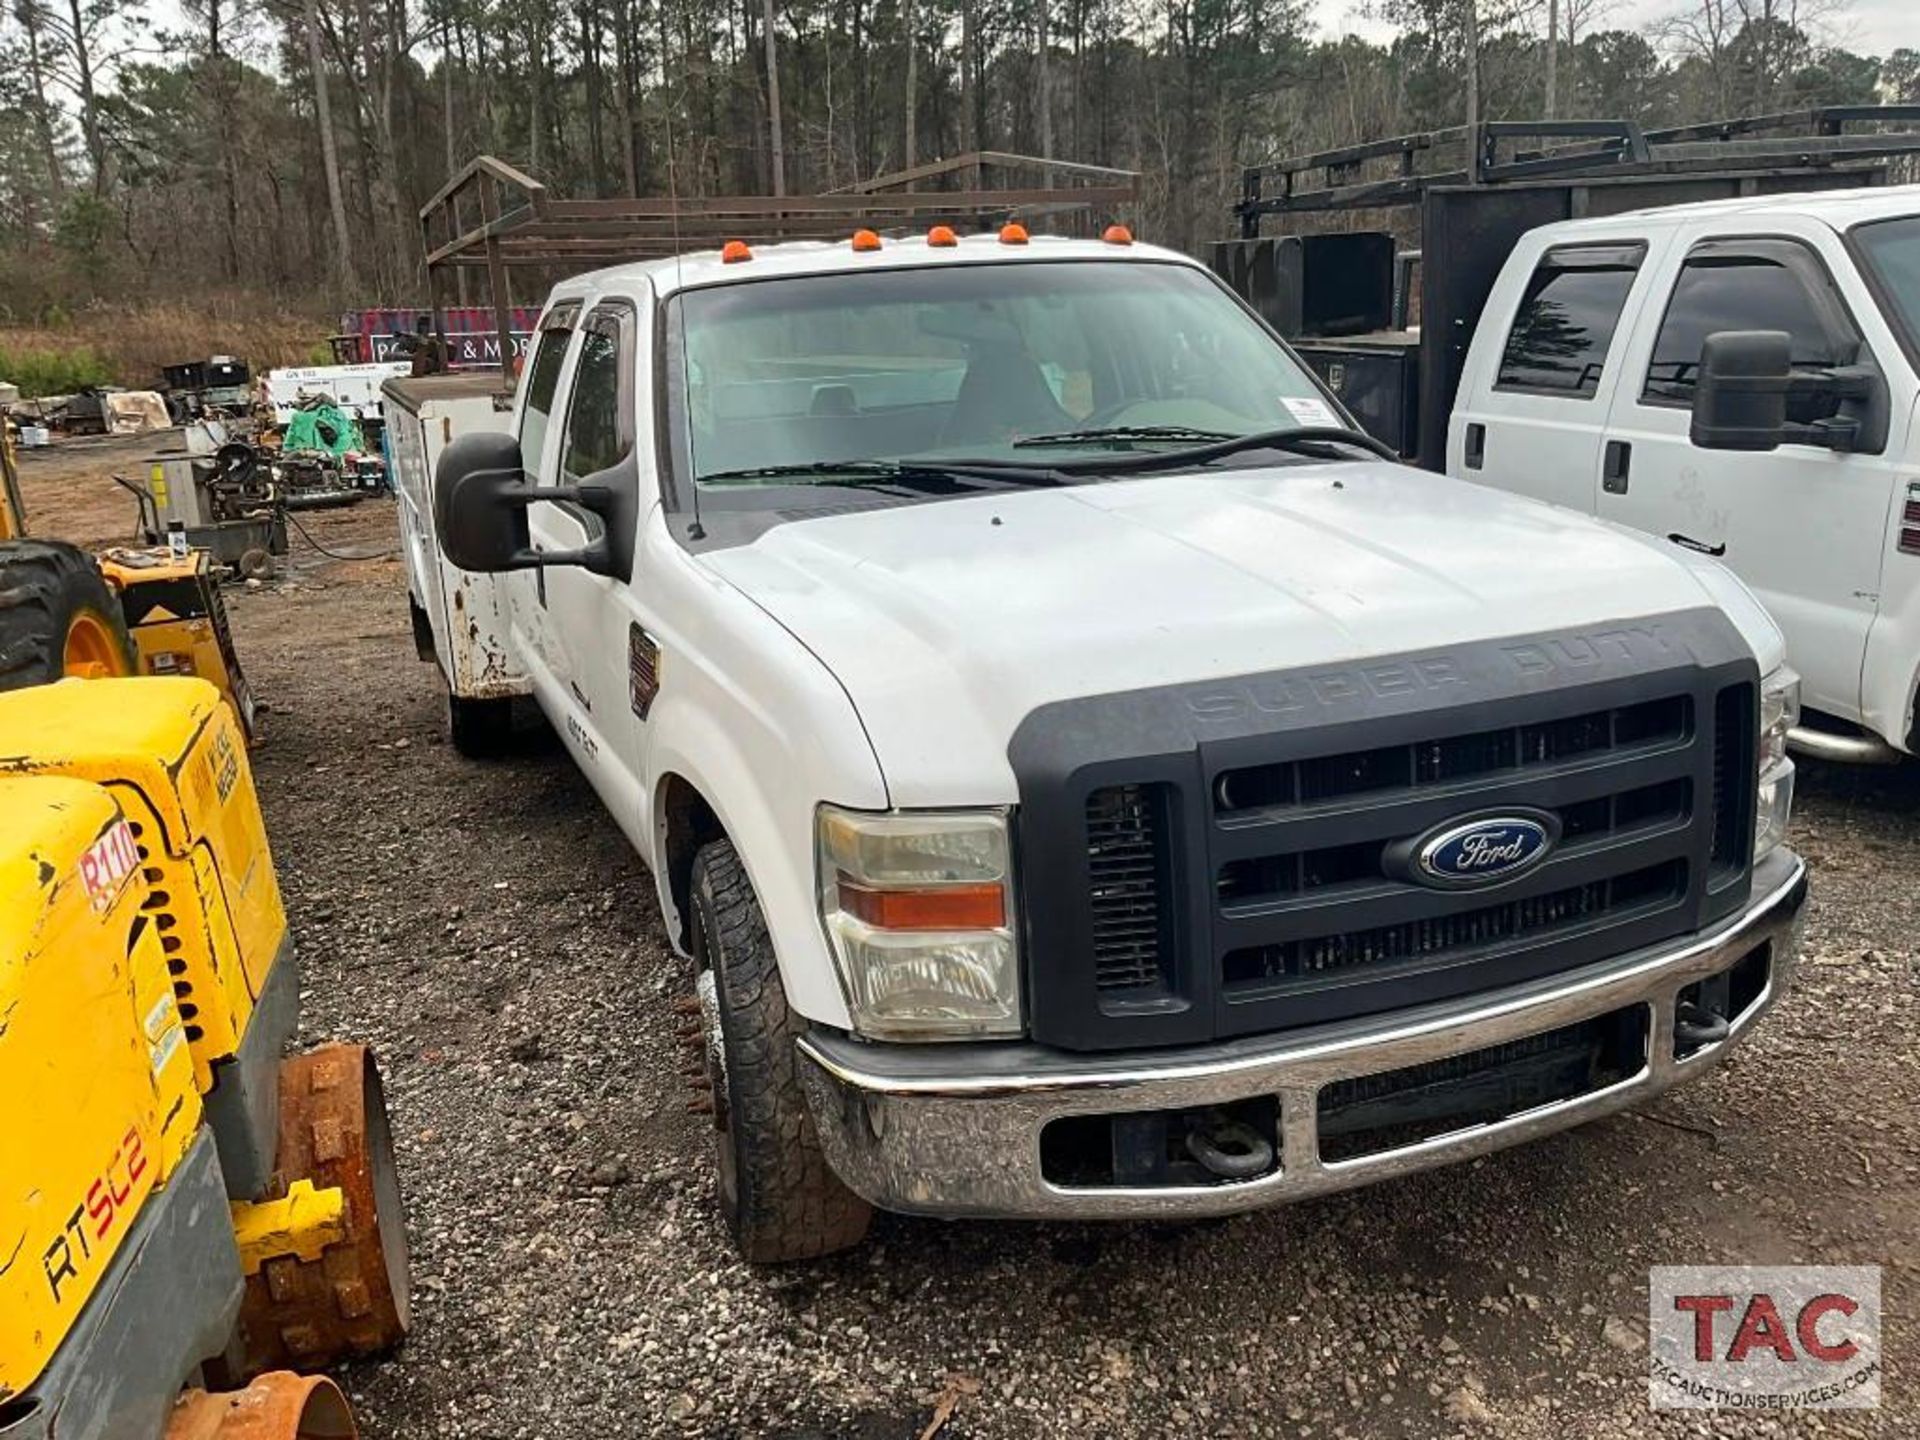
[720,239,753,264]
[1102,224,1134,245]
[927,225,959,248]
[851,228,883,252]
[998,222,1030,245]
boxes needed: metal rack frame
[419,152,1140,382]
[1238,106,1920,231]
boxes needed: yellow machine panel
[0,775,200,1402]
[96,548,257,739]
[0,678,286,1092]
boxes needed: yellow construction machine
[0,418,254,730]
[0,676,409,1440]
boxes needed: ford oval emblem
[1412,813,1558,889]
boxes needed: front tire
[691,837,871,1262]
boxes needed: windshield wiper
[1034,424,1401,473]
[1012,424,1239,449]
[697,459,1063,488]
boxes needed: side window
[518,308,577,477]
[559,312,633,482]
[1643,243,1858,419]
[1496,244,1645,398]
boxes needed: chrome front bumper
[796,853,1807,1220]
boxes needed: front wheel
[690,837,871,1262]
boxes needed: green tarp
[282,400,365,457]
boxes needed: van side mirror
[1690,330,1790,452]
[432,430,616,575]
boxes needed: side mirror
[432,430,615,575]
[1690,330,1790,452]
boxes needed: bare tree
[301,0,356,289]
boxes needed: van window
[1642,243,1856,417]
[1496,244,1645,398]
[518,320,573,476]
[560,317,632,482]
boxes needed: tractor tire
[216,1045,411,1379]
[0,538,137,690]
[447,690,514,758]
[690,837,872,1262]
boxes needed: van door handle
[1602,440,1631,494]
[1464,422,1486,470]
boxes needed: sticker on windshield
[1282,396,1339,427]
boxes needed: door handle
[1602,440,1631,494]
[1464,422,1486,471]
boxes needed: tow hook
[1674,999,1732,1050]
[1184,1111,1275,1180]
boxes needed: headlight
[1754,666,1799,861]
[816,805,1020,1040]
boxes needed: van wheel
[446,692,512,757]
[690,837,871,1262]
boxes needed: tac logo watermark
[1648,1265,1882,1410]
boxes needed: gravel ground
[19,443,1919,1438]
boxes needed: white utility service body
[384,375,525,704]
[398,231,1807,1253]
[1448,184,1920,761]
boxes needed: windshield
[1854,215,1920,366]
[664,260,1336,491]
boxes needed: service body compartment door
[385,377,525,699]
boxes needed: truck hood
[700,462,1783,805]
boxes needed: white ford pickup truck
[1448,184,1920,763]
[392,228,1808,1261]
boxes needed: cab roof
[548,231,1196,304]
[1540,182,1920,237]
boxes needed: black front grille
[1710,683,1757,881]
[1216,694,1689,815]
[1086,784,1174,993]
[1012,615,1762,1052]
[1223,859,1686,986]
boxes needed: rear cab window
[1495,243,1647,399]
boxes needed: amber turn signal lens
[720,239,753,264]
[927,225,959,247]
[998,222,1030,245]
[837,879,1006,931]
[1102,224,1134,245]
[852,228,883,252]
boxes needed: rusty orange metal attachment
[216,1044,411,1380]
[167,1374,358,1440]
